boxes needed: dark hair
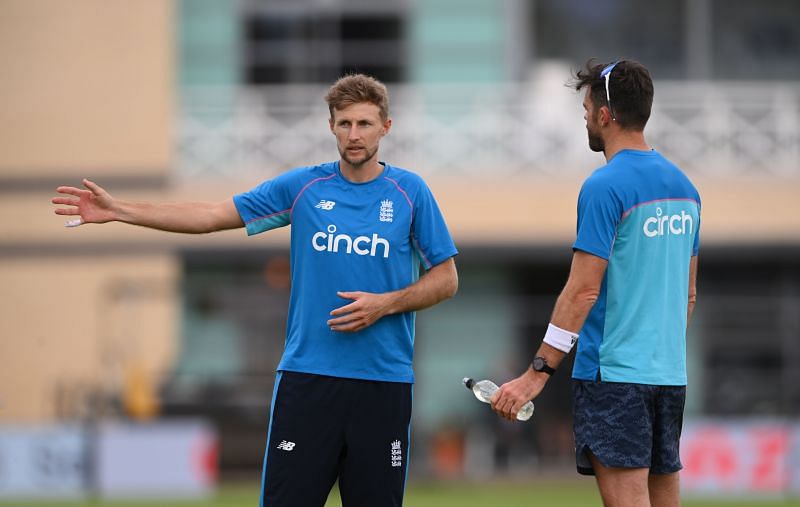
[571,59,654,130]
[324,74,390,121]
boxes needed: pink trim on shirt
[383,176,414,221]
[385,175,435,267]
[289,173,337,219]
[411,233,433,269]
[620,197,701,220]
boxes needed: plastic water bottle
[463,377,534,421]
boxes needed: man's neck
[339,158,384,183]
[603,130,650,162]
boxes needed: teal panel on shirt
[601,199,700,385]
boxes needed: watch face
[533,357,546,370]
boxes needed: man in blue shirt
[53,74,459,506]
[492,60,699,506]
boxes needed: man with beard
[53,74,458,506]
[491,60,700,507]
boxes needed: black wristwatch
[531,356,556,375]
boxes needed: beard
[587,129,605,153]
[340,144,378,167]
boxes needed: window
[533,0,686,79]
[712,0,800,79]
[243,9,407,84]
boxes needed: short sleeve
[233,172,298,235]
[410,180,458,269]
[572,178,623,260]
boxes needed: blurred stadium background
[1,0,799,504]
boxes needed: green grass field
[1,481,798,507]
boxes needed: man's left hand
[328,291,393,332]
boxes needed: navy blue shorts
[572,380,686,475]
[260,371,412,507]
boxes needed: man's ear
[329,117,335,133]
[598,106,613,127]
[382,118,393,135]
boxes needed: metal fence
[176,80,800,181]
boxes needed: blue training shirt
[572,149,701,386]
[233,161,458,383]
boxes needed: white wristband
[543,323,579,353]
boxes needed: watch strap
[532,356,556,375]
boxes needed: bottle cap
[462,377,474,389]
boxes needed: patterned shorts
[573,380,686,475]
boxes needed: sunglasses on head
[600,61,620,121]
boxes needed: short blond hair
[324,74,390,121]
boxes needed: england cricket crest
[390,439,402,468]
[379,199,394,223]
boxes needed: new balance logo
[276,440,296,451]
[315,200,336,210]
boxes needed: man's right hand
[52,178,117,226]
[490,368,547,422]
[52,179,243,233]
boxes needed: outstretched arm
[327,257,458,333]
[491,250,608,421]
[52,178,243,233]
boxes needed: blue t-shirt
[572,149,701,386]
[233,161,458,383]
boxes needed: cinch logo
[643,207,694,238]
[312,225,390,258]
